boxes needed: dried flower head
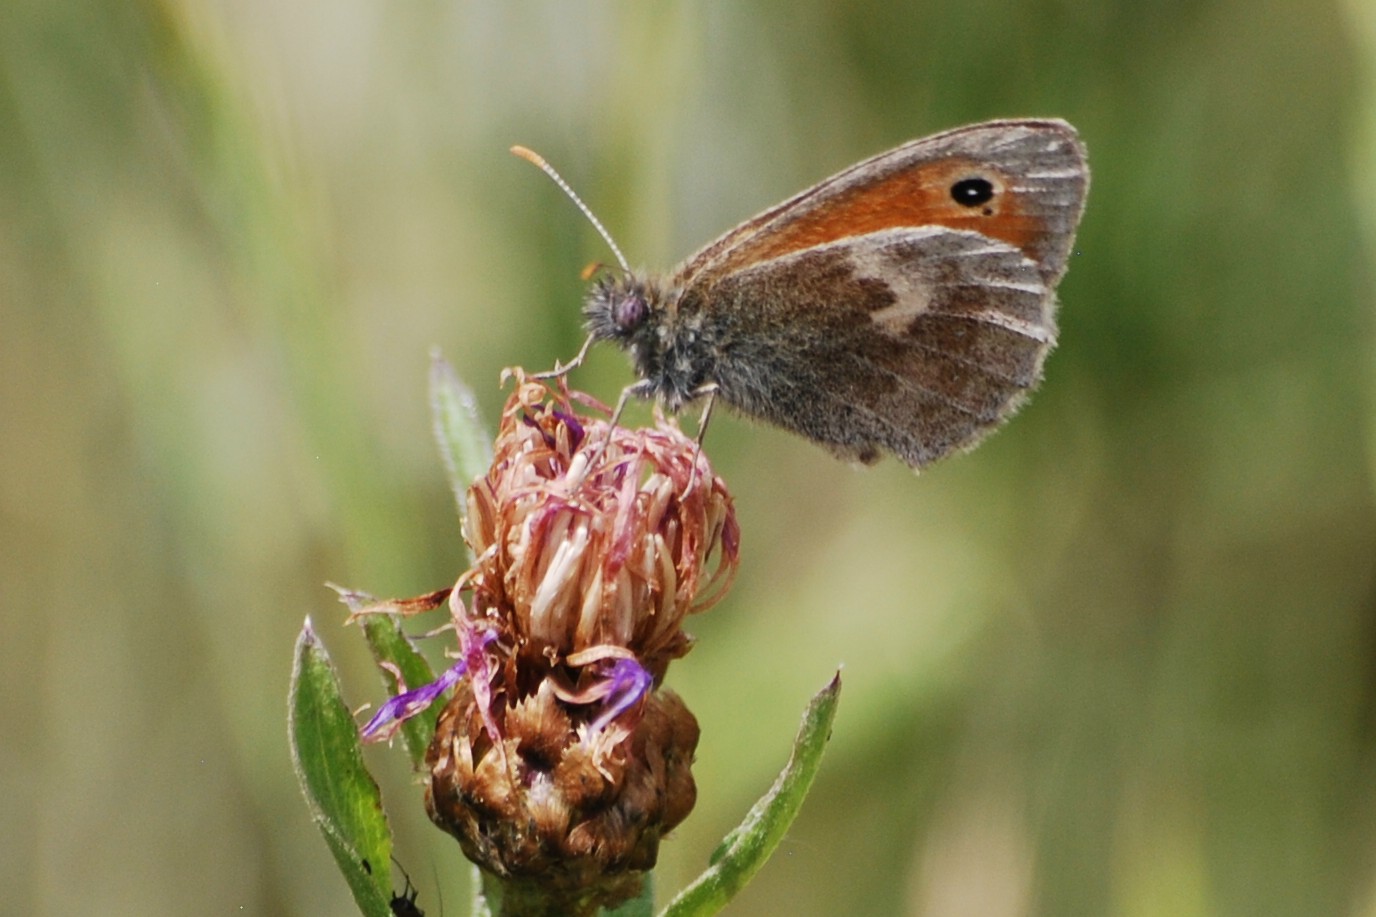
[463,371,738,676]
[353,371,739,914]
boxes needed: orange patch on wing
[716,159,1044,273]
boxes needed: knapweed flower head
[352,370,739,914]
[463,370,738,678]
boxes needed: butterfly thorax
[584,272,718,411]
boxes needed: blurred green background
[4,0,1375,914]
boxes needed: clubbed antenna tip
[511,145,631,274]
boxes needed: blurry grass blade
[431,351,492,518]
[661,672,842,917]
[288,618,394,917]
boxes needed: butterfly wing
[676,119,1087,290]
[673,120,1087,467]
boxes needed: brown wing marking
[674,120,1087,290]
[707,158,1048,277]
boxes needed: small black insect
[389,857,425,917]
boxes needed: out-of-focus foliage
[1,1,1373,914]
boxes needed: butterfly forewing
[676,119,1087,291]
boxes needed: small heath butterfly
[517,119,1088,468]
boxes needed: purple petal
[359,662,466,742]
[552,409,586,447]
[520,411,557,447]
[457,623,504,744]
[590,657,653,732]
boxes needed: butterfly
[520,119,1088,468]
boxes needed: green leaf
[660,672,842,917]
[430,351,492,522]
[359,612,441,772]
[328,583,449,771]
[288,618,394,917]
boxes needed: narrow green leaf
[359,612,441,771]
[288,618,394,917]
[660,672,842,917]
[430,351,492,521]
[329,583,449,771]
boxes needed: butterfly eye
[949,176,995,208]
[614,290,648,331]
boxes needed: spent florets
[348,370,739,914]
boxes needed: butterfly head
[584,272,709,409]
[584,271,655,344]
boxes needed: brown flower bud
[414,373,738,914]
[426,679,700,914]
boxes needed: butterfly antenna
[511,145,631,273]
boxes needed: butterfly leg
[532,332,597,381]
[684,384,719,493]
[571,380,652,485]
[692,384,720,446]
[605,381,640,431]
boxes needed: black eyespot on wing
[950,177,994,208]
